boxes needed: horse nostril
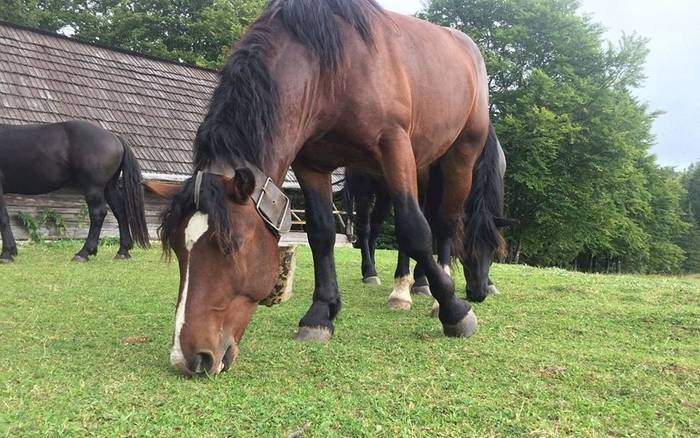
[189,352,214,375]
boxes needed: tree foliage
[421,0,693,273]
[0,0,266,68]
[681,163,700,272]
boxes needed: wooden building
[0,20,350,245]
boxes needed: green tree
[421,0,690,273]
[0,0,266,68]
[681,163,700,272]
[0,0,72,30]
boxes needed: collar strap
[194,163,292,239]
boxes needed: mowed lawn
[1,243,698,437]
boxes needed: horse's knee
[395,215,432,260]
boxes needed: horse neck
[263,39,337,183]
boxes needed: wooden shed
[0,20,214,242]
[0,20,351,246]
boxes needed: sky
[377,0,700,169]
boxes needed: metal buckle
[255,177,291,233]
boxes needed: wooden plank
[4,188,166,241]
[280,232,353,248]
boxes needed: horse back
[326,12,490,168]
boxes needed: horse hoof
[114,253,131,260]
[363,276,381,285]
[72,255,89,263]
[295,326,332,343]
[411,285,432,297]
[0,257,14,264]
[387,298,412,311]
[487,284,500,296]
[430,303,440,318]
[442,311,478,338]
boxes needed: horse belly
[1,125,72,194]
[2,159,70,195]
[4,173,69,195]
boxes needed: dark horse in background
[147,0,507,376]
[0,121,150,262]
[344,143,507,313]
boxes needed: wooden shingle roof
[0,20,219,178]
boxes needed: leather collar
[193,162,292,239]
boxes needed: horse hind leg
[105,178,133,259]
[73,187,108,262]
[380,131,476,338]
[0,182,18,263]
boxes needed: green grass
[1,243,698,437]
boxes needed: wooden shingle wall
[0,21,219,176]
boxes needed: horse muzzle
[173,343,238,377]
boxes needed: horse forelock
[160,176,236,259]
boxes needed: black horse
[0,121,150,263]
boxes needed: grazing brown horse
[0,121,150,262]
[148,0,506,376]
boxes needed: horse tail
[455,123,506,262]
[117,136,150,248]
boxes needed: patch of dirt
[122,336,149,346]
[539,366,567,379]
[659,363,698,377]
[287,422,311,438]
[679,399,700,410]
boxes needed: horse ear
[223,168,256,204]
[144,180,181,200]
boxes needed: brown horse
[147,0,506,376]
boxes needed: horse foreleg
[74,188,108,262]
[428,195,461,316]
[0,182,18,263]
[380,132,477,338]
[388,250,413,310]
[411,263,432,297]
[293,164,340,342]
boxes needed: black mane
[193,0,382,171]
[167,0,382,254]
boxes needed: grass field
[1,243,698,437]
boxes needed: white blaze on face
[170,212,210,368]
